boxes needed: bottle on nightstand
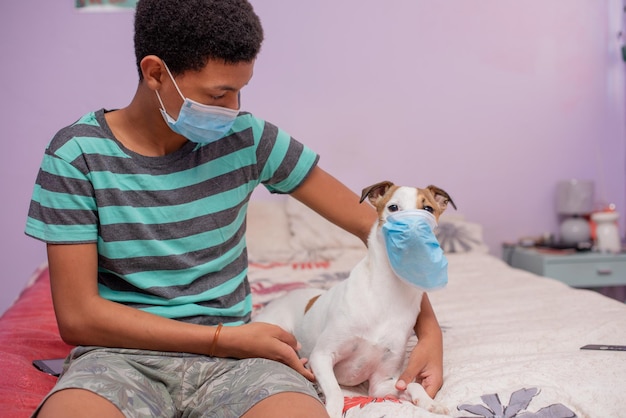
[592,211,621,253]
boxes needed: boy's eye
[423,206,434,213]
[388,204,399,212]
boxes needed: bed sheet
[0,264,73,418]
[3,250,625,418]
[249,250,626,418]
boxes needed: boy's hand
[395,335,443,398]
[215,322,316,381]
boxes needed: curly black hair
[134,0,264,79]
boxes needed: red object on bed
[0,265,73,418]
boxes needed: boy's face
[161,59,255,115]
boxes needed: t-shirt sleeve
[25,140,99,244]
[251,117,319,194]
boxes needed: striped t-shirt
[25,109,319,326]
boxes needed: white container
[591,211,621,253]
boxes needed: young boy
[25,0,443,416]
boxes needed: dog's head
[359,181,456,225]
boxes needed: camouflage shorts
[34,346,322,418]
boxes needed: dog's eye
[388,204,399,212]
[423,205,434,213]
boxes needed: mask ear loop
[155,90,169,116]
[155,60,187,120]
[161,60,186,100]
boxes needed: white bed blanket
[248,250,626,418]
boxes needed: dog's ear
[360,181,394,204]
[426,185,457,211]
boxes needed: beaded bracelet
[209,323,223,357]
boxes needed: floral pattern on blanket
[339,388,578,418]
[249,260,349,316]
[343,395,402,413]
[457,388,577,418]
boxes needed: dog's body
[254,182,455,418]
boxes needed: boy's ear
[141,55,166,90]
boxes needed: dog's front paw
[324,393,346,418]
[406,383,449,415]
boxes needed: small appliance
[555,179,594,246]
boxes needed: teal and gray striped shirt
[25,109,318,326]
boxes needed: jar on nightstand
[591,211,621,253]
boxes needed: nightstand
[502,246,626,288]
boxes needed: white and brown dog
[254,181,455,417]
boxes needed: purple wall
[1,1,624,314]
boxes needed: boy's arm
[290,166,378,244]
[396,293,444,398]
[46,243,315,381]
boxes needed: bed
[2,198,625,418]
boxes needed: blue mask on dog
[381,209,448,290]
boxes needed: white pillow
[246,200,294,261]
[286,197,364,252]
[435,218,489,253]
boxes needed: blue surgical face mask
[381,209,448,290]
[155,62,239,144]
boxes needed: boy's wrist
[209,323,223,357]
